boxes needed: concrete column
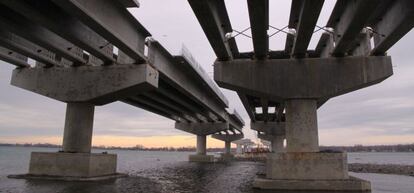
[196,135,207,155]
[225,141,231,154]
[236,144,242,154]
[285,99,319,152]
[271,135,284,153]
[62,103,95,153]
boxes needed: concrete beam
[315,32,334,58]
[147,40,228,121]
[142,92,206,122]
[237,92,256,121]
[327,0,380,56]
[132,95,195,123]
[212,133,243,142]
[188,0,238,60]
[0,46,29,68]
[11,64,158,105]
[370,0,414,55]
[214,56,393,100]
[290,0,324,58]
[247,0,269,59]
[0,7,87,65]
[251,121,285,136]
[53,0,150,63]
[175,122,229,135]
[0,31,59,67]
[122,98,179,121]
[0,1,115,64]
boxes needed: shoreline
[349,163,414,177]
[233,155,414,177]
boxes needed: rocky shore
[349,163,414,177]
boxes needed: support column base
[8,152,124,181]
[253,176,371,192]
[188,154,215,162]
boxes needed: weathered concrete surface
[257,133,285,153]
[266,152,348,180]
[250,121,285,135]
[214,56,393,100]
[62,103,94,153]
[253,176,371,191]
[196,135,207,155]
[188,155,215,162]
[28,152,117,178]
[175,122,229,135]
[11,63,158,105]
[286,99,319,152]
[211,133,243,142]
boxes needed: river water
[0,146,413,193]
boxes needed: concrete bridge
[0,0,413,192]
[0,0,246,180]
[189,0,413,191]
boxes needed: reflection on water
[1,147,413,193]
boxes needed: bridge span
[0,0,245,180]
[189,0,413,191]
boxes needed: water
[1,147,413,193]
[348,152,414,165]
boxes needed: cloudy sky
[0,0,413,148]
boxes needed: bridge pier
[214,56,392,191]
[24,102,120,180]
[189,134,215,162]
[8,64,158,181]
[212,133,243,161]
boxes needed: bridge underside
[1,0,245,179]
[189,0,413,191]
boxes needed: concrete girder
[53,0,150,63]
[143,91,209,123]
[212,133,243,142]
[251,121,285,136]
[229,110,245,131]
[237,92,256,121]
[315,32,334,58]
[261,99,269,122]
[370,0,414,55]
[175,122,229,136]
[118,0,140,8]
[327,0,381,56]
[156,84,214,122]
[290,0,324,58]
[147,40,228,122]
[174,52,228,107]
[122,98,179,121]
[132,95,195,123]
[247,0,269,59]
[214,56,393,101]
[0,7,87,66]
[188,0,238,60]
[350,30,372,56]
[0,46,29,68]
[0,31,59,67]
[0,0,115,64]
[11,64,158,105]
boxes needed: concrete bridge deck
[189,0,413,191]
[0,0,245,180]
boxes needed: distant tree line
[321,144,414,152]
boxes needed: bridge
[0,0,245,180]
[0,0,413,192]
[189,0,413,191]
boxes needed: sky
[0,0,413,148]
